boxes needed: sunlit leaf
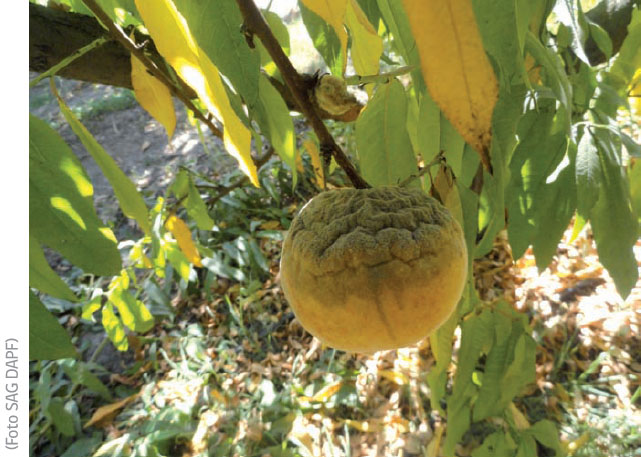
[575,129,601,218]
[345,0,382,84]
[29,115,121,276]
[256,74,297,185]
[402,0,499,159]
[52,82,152,235]
[298,381,342,403]
[174,0,260,108]
[300,0,348,74]
[131,53,176,139]
[29,235,77,302]
[355,79,417,186]
[102,302,129,351]
[300,1,345,76]
[84,393,139,429]
[165,214,203,267]
[303,138,325,187]
[135,0,258,186]
[108,287,154,333]
[29,291,78,360]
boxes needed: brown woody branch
[78,0,225,140]
[235,0,370,189]
[29,3,362,122]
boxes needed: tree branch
[78,0,224,140]
[235,0,370,189]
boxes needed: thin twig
[29,36,108,88]
[235,0,370,189]
[80,0,223,140]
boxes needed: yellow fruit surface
[280,187,468,353]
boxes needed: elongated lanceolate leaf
[256,74,297,185]
[102,302,129,351]
[29,235,77,302]
[345,0,382,80]
[29,291,78,360]
[300,0,348,74]
[401,0,499,160]
[131,54,176,139]
[135,0,258,187]
[165,214,203,267]
[590,131,639,298]
[174,0,260,108]
[52,83,151,235]
[299,1,345,76]
[355,79,417,186]
[575,129,601,218]
[29,115,121,276]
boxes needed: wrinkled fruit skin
[280,187,468,353]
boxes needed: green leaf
[516,434,538,457]
[60,435,103,457]
[47,397,76,437]
[355,79,418,186]
[102,303,129,351]
[54,89,151,234]
[29,236,77,302]
[255,74,298,186]
[165,241,196,282]
[471,0,522,85]
[60,360,112,400]
[441,115,465,177]
[591,130,639,298]
[532,160,576,270]
[29,291,78,360]
[526,420,562,456]
[443,385,473,457]
[498,334,536,406]
[109,287,154,333]
[175,0,260,108]
[299,1,344,76]
[170,170,215,231]
[609,8,641,86]
[29,115,121,276]
[506,106,568,260]
[257,10,290,77]
[587,21,613,60]
[525,32,572,131]
[630,159,641,224]
[416,91,440,165]
[576,129,601,218]
[376,0,425,94]
[452,309,494,397]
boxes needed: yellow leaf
[300,0,348,73]
[345,0,382,88]
[433,164,464,227]
[426,424,444,457]
[402,0,498,160]
[508,402,530,430]
[303,139,324,188]
[343,419,383,432]
[135,0,258,186]
[84,393,139,429]
[165,214,203,267]
[131,54,176,139]
[379,370,409,385]
[299,381,342,403]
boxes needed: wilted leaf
[135,0,258,186]
[131,53,176,139]
[379,370,409,385]
[303,139,325,187]
[29,235,77,302]
[402,0,499,164]
[29,291,78,360]
[29,115,121,276]
[52,82,151,234]
[84,393,139,429]
[165,214,203,267]
[299,381,342,403]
